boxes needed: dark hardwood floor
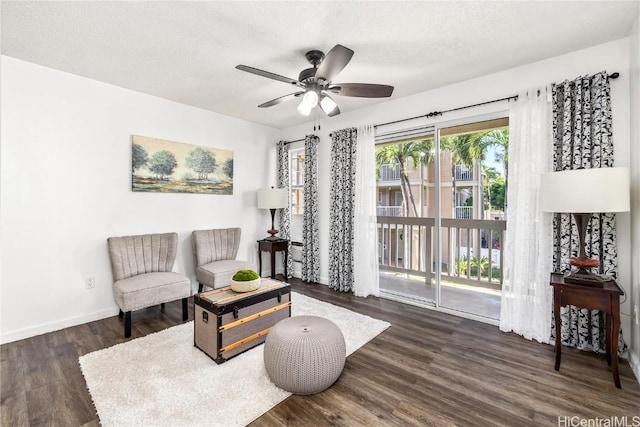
[2,278,639,426]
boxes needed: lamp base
[564,257,612,287]
[563,268,613,287]
[265,229,280,240]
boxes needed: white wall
[628,14,640,379]
[0,56,281,343]
[281,38,635,352]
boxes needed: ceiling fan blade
[329,83,394,98]
[319,94,340,117]
[315,44,354,82]
[236,65,303,87]
[258,91,304,108]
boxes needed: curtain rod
[283,138,305,145]
[374,71,620,130]
[374,95,516,128]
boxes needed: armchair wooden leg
[119,309,124,319]
[182,297,188,321]
[161,302,165,311]
[198,283,203,293]
[124,311,132,338]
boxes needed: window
[289,148,305,215]
[289,148,305,242]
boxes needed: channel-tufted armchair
[192,228,254,292]
[107,232,191,338]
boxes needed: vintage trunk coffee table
[194,278,291,364]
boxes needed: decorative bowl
[230,277,261,293]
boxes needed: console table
[258,238,288,280]
[550,272,624,388]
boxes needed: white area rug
[79,292,390,427]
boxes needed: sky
[484,146,504,175]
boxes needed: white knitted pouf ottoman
[264,315,346,395]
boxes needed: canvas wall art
[132,135,233,194]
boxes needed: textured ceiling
[2,1,639,129]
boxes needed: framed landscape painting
[132,135,233,194]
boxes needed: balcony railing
[377,206,402,216]
[377,216,505,290]
[455,206,473,219]
[378,164,401,181]
[454,165,473,181]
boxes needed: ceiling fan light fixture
[297,90,319,116]
[297,99,313,116]
[302,90,319,107]
[320,95,338,114]
[236,43,394,118]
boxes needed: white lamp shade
[540,167,630,213]
[257,188,288,209]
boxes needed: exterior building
[376,152,484,220]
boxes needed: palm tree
[442,128,508,171]
[440,128,509,216]
[440,133,475,217]
[440,133,478,169]
[473,128,509,212]
[477,128,509,180]
[375,139,434,217]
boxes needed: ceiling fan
[236,44,394,117]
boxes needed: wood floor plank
[1,357,25,397]
[0,391,29,427]
[25,383,71,426]
[1,278,639,426]
[56,368,97,426]
[1,340,23,362]
[333,369,403,420]
[21,354,66,392]
[392,400,458,427]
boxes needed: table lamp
[257,187,288,240]
[540,167,630,286]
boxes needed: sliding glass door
[376,117,508,321]
[436,121,507,319]
[376,126,437,305]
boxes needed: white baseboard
[0,307,119,344]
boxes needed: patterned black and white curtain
[550,71,625,354]
[276,140,293,279]
[301,135,320,282]
[329,128,357,292]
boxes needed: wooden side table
[258,238,288,280]
[550,272,624,388]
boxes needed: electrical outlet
[86,276,96,289]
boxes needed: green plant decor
[232,269,259,282]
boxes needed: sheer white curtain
[500,87,553,343]
[353,125,379,297]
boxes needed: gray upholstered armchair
[192,228,254,292]
[107,232,191,338]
